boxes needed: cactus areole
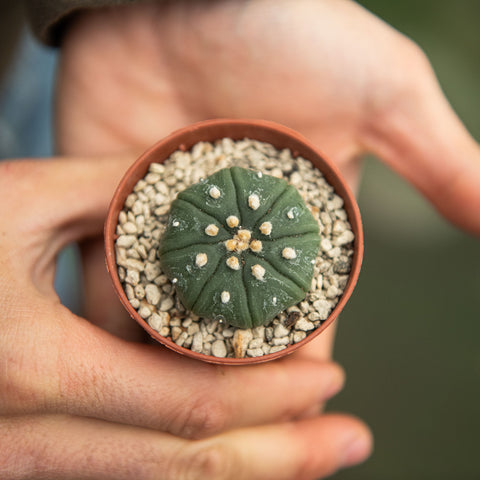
[158,167,320,328]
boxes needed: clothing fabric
[25,0,139,46]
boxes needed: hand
[55,0,480,359]
[0,157,371,479]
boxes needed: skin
[1,0,479,478]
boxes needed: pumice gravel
[115,138,355,359]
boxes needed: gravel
[115,138,355,359]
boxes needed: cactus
[158,167,320,328]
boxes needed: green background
[328,1,480,479]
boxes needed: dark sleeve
[24,0,139,46]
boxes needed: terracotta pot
[105,119,363,365]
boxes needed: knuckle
[364,35,434,127]
[173,442,239,480]
[173,394,232,439]
[0,329,57,414]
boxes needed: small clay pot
[105,119,363,365]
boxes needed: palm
[56,0,480,354]
[57,0,414,185]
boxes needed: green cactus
[158,167,320,328]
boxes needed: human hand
[0,157,371,479]
[55,0,480,358]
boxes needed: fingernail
[341,433,372,468]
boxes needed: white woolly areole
[259,221,272,235]
[205,224,219,236]
[221,291,231,303]
[282,247,297,260]
[209,186,221,199]
[248,194,260,210]
[249,240,262,252]
[251,264,266,281]
[226,215,239,228]
[195,253,208,267]
[226,256,240,270]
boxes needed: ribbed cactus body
[158,167,320,328]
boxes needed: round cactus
[158,167,320,328]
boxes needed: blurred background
[0,1,478,479]
[329,1,480,479]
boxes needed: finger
[361,42,480,235]
[0,414,184,480]
[0,155,144,338]
[212,414,373,480]
[4,312,345,439]
[0,413,372,480]
[0,155,134,285]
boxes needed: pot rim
[104,118,363,365]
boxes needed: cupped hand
[0,157,371,479]
[55,0,480,356]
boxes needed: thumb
[362,47,480,235]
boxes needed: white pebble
[116,235,136,248]
[125,284,135,301]
[320,238,332,251]
[222,328,234,338]
[124,258,145,271]
[248,194,260,210]
[144,262,161,281]
[175,331,188,347]
[233,329,253,358]
[295,318,315,331]
[211,340,227,358]
[148,311,170,331]
[327,247,341,258]
[262,344,272,355]
[130,298,140,309]
[191,332,203,353]
[187,323,200,335]
[145,284,161,305]
[125,269,140,286]
[149,163,165,174]
[333,230,355,246]
[248,338,264,349]
[293,331,307,343]
[154,274,168,286]
[247,348,264,357]
[138,305,152,319]
[123,222,137,234]
[274,324,290,338]
[134,284,145,300]
[272,337,290,346]
[159,297,174,312]
[290,172,302,186]
[327,195,344,210]
[270,345,287,354]
[145,172,161,184]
